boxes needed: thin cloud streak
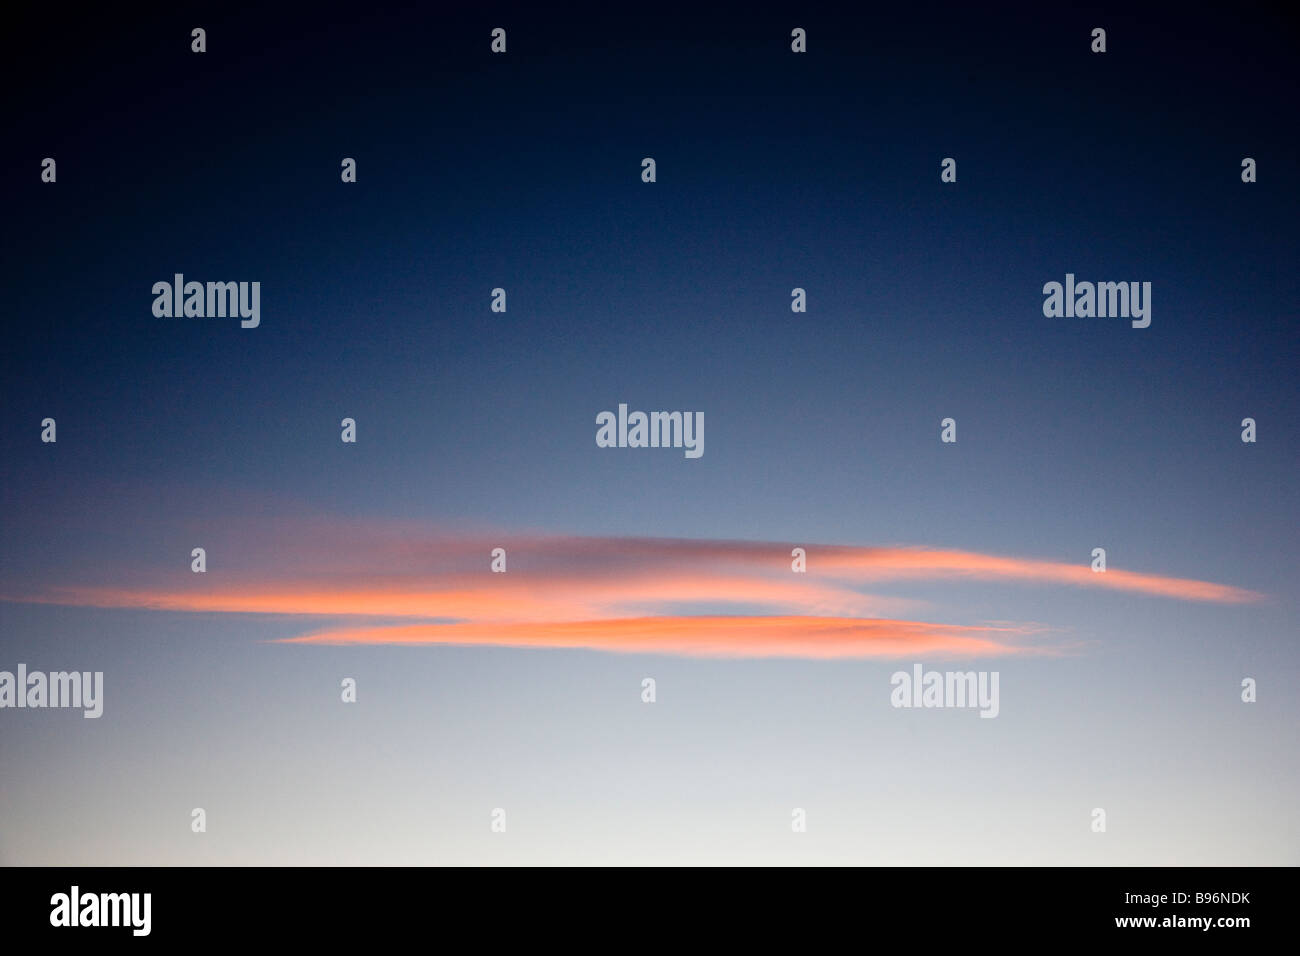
[276,616,1053,659]
[0,526,1258,659]
[5,572,902,620]
[811,547,1260,603]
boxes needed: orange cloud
[277,616,1050,659]
[809,546,1261,604]
[10,571,900,621]
[0,526,1259,659]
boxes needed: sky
[1,2,1297,865]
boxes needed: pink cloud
[277,615,1052,659]
[0,524,1259,659]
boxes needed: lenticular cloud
[0,520,1261,659]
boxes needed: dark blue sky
[5,3,1296,518]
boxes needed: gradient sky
[1,3,1297,865]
